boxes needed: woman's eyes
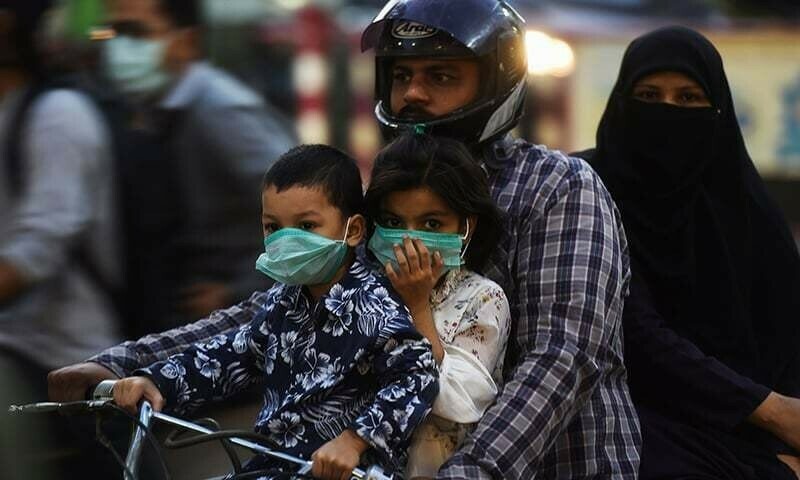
[633,89,709,106]
[678,92,708,105]
[633,89,660,101]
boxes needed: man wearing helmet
[49,1,641,478]
[361,1,641,478]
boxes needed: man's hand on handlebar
[48,362,119,401]
[113,376,166,414]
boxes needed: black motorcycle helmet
[361,0,528,148]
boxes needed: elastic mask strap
[340,217,353,243]
[460,220,472,260]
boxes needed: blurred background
[12,0,800,237]
[116,0,800,244]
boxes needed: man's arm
[438,165,630,478]
[48,290,273,401]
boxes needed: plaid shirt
[92,137,641,478]
[433,138,640,479]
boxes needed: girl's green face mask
[367,223,471,272]
[255,219,351,286]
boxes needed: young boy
[113,145,438,480]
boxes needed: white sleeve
[431,283,510,423]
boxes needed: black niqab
[591,26,800,389]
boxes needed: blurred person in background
[99,0,295,337]
[579,26,800,480]
[0,0,121,478]
[52,0,640,478]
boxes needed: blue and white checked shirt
[91,137,641,478]
[433,138,641,478]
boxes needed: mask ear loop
[460,220,472,261]
[340,217,353,243]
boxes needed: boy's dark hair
[263,144,363,218]
[158,0,202,28]
[364,133,504,271]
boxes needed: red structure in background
[257,7,381,183]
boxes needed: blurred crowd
[0,0,294,476]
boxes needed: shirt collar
[281,255,373,316]
[480,134,518,172]
[430,269,469,306]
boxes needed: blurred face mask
[102,35,171,97]
[368,222,471,272]
[255,218,352,286]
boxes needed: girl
[364,133,511,479]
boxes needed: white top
[406,269,510,478]
[429,268,510,422]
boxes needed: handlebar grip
[91,379,118,401]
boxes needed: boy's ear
[465,215,478,241]
[345,214,366,247]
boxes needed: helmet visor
[361,0,525,57]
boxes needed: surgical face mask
[102,35,171,97]
[255,219,352,286]
[368,222,471,272]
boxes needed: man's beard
[397,104,436,122]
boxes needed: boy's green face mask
[255,219,352,286]
[367,223,470,272]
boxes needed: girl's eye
[382,218,403,229]
[263,223,279,235]
[423,219,442,230]
[299,222,316,231]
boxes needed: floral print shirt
[428,269,510,423]
[137,258,438,476]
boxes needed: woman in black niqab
[585,26,800,479]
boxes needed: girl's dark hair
[263,144,363,218]
[364,133,504,271]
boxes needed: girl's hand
[385,236,445,312]
[311,429,369,480]
[112,376,165,414]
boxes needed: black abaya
[583,26,800,479]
